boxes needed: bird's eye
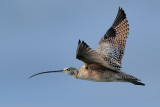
[66,68,70,71]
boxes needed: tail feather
[130,81,145,86]
[117,72,145,86]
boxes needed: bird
[30,7,145,86]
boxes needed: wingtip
[118,6,121,10]
[78,39,81,45]
[118,6,124,11]
[78,40,88,47]
[111,7,127,28]
[117,6,125,13]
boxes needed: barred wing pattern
[97,7,129,66]
[76,40,121,71]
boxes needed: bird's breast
[76,66,117,82]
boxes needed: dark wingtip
[112,7,126,28]
[78,39,81,48]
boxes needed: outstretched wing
[97,7,129,65]
[76,40,121,71]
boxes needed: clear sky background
[0,0,160,107]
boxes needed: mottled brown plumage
[30,7,145,86]
[75,7,144,85]
[97,8,129,65]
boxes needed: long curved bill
[29,70,64,78]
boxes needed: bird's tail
[129,80,145,86]
[118,72,145,86]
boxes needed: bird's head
[29,67,78,78]
[63,67,78,76]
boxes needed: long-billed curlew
[30,7,145,86]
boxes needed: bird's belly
[77,70,118,82]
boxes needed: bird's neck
[71,69,79,79]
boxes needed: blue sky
[0,0,160,107]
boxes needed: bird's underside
[74,65,144,85]
[76,7,145,85]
